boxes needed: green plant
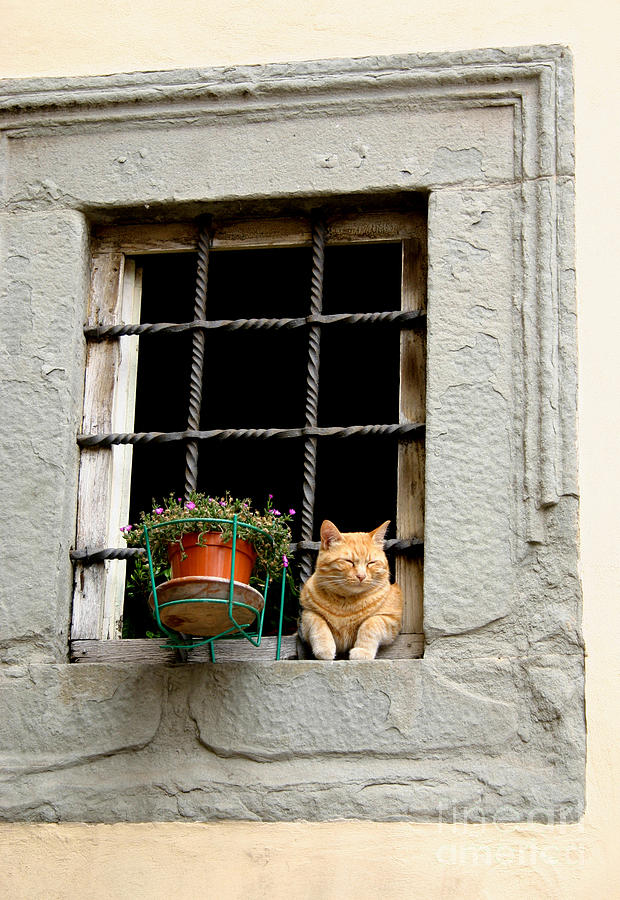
[122,490,294,581]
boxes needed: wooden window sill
[71,632,424,663]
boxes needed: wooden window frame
[71,209,426,663]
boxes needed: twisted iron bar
[184,221,211,497]
[291,537,424,554]
[77,422,424,448]
[71,537,424,566]
[84,309,426,339]
[71,547,145,563]
[300,217,326,585]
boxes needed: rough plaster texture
[0,660,582,823]
[0,45,583,822]
[0,211,88,663]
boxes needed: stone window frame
[0,45,584,822]
[71,209,427,662]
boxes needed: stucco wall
[0,1,618,899]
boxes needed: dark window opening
[124,239,405,638]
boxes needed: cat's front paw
[313,647,336,661]
[349,647,376,660]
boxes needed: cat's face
[314,520,390,594]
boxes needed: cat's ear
[369,520,390,545]
[320,519,343,549]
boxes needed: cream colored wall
[1,2,618,897]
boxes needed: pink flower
[283,555,289,568]
[268,494,273,499]
[120,525,132,533]
[155,507,164,515]
[272,509,281,516]
[289,508,296,515]
[220,501,226,507]
[185,501,196,510]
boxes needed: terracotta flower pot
[150,531,263,637]
[167,531,257,584]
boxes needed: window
[71,204,427,662]
[1,46,582,823]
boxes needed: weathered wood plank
[102,262,142,639]
[92,222,200,254]
[397,236,427,636]
[377,632,424,659]
[72,253,143,640]
[213,217,310,249]
[71,635,299,663]
[71,631,424,663]
[72,253,125,640]
[92,212,426,255]
[295,631,425,660]
[328,210,426,245]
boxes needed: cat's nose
[356,572,366,582]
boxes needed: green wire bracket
[144,514,287,660]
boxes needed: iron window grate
[72,215,425,591]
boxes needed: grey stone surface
[4,104,516,212]
[186,659,520,759]
[425,187,517,640]
[0,45,583,822]
[0,664,165,769]
[0,211,89,663]
[0,659,583,822]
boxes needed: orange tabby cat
[299,519,403,660]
